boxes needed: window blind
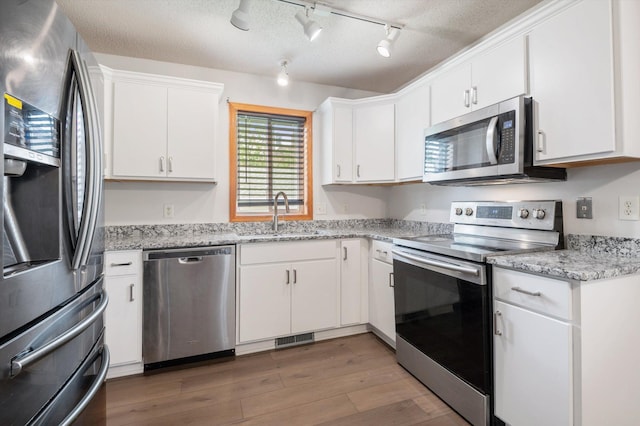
[236,110,307,210]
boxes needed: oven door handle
[392,249,480,276]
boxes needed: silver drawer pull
[178,256,203,264]
[110,261,133,267]
[494,310,502,336]
[511,286,542,297]
[129,284,135,302]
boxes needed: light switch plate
[576,197,592,219]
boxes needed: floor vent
[275,332,315,349]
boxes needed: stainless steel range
[392,200,563,426]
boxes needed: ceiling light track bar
[273,0,403,30]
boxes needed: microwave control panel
[498,111,516,164]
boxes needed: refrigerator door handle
[10,290,108,377]
[68,49,103,270]
[29,343,110,426]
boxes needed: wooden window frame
[229,102,313,222]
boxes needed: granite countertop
[104,219,451,251]
[487,235,640,281]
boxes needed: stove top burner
[393,200,564,263]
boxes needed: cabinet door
[238,264,291,342]
[112,81,167,178]
[291,259,338,333]
[431,62,472,125]
[494,300,572,426]
[333,105,354,182]
[396,84,429,181]
[530,0,614,163]
[340,240,362,326]
[354,103,395,182]
[369,259,395,343]
[472,36,528,110]
[105,275,142,366]
[167,87,217,180]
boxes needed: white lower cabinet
[493,266,640,426]
[494,299,571,426]
[340,239,366,326]
[369,241,395,346]
[104,250,143,377]
[238,241,339,343]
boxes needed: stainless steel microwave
[423,96,566,185]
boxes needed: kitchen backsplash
[104,219,454,239]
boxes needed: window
[229,103,313,222]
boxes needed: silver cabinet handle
[343,246,348,261]
[160,156,165,172]
[168,156,173,173]
[357,164,361,178]
[337,164,341,178]
[463,89,470,108]
[388,272,394,288]
[11,290,108,377]
[110,261,132,267]
[511,286,542,297]
[129,284,135,302]
[471,86,478,105]
[494,310,502,336]
[293,269,297,284]
[536,130,545,153]
[286,269,290,284]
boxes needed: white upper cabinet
[531,0,640,165]
[318,98,353,184]
[353,101,395,182]
[431,36,528,125]
[318,96,395,184]
[103,68,223,181]
[530,0,614,164]
[395,82,430,182]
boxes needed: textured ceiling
[56,0,543,93]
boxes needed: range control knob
[465,207,474,216]
[518,208,530,219]
[455,207,463,216]
[533,209,546,219]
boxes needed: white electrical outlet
[315,203,327,215]
[163,204,175,218]
[420,204,426,215]
[619,196,640,221]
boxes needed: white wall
[97,54,390,225]
[388,161,640,238]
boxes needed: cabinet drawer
[240,240,337,265]
[105,251,142,276]
[493,267,572,320]
[371,240,393,264]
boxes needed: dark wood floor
[105,333,470,425]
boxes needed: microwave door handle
[485,116,499,165]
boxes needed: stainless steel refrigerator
[0,0,107,424]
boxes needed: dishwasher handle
[179,256,203,264]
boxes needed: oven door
[392,246,491,394]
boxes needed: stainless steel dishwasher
[143,245,235,370]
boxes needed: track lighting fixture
[377,24,400,58]
[295,8,322,41]
[230,0,251,31]
[277,60,289,86]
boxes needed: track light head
[231,0,251,31]
[295,9,322,41]
[277,60,289,86]
[377,25,400,58]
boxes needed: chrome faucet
[273,191,290,233]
